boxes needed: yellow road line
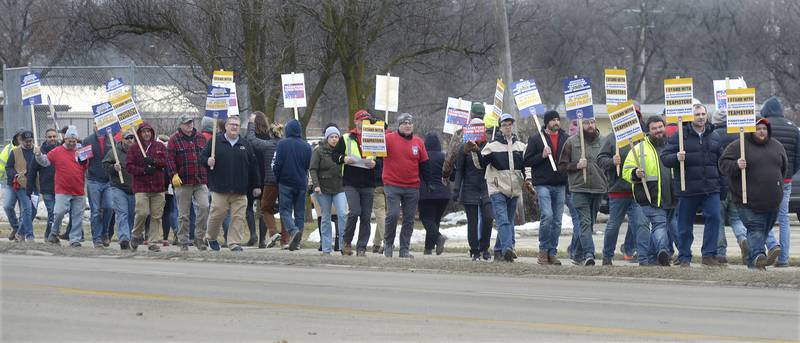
[4,281,797,342]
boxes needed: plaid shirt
[167,129,208,185]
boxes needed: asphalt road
[2,254,798,342]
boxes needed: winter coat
[167,128,208,185]
[712,123,741,200]
[310,141,344,194]
[719,134,787,212]
[83,131,113,183]
[200,133,261,195]
[558,130,607,194]
[453,142,489,205]
[760,97,800,177]
[480,132,526,197]
[6,146,35,189]
[332,130,376,188]
[103,141,133,194]
[597,132,634,193]
[523,128,568,186]
[272,120,312,189]
[418,133,450,200]
[244,125,278,186]
[661,122,722,197]
[126,122,168,193]
[27,141,58,195]
[622,136,675,209]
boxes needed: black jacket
[719,135,787,212]
[245,125,278,186]
[453,142,489,205]
[524,128,568,186]
[27,141,58,195]
[598,132,635,193]
[761,97,800,177]
[200,133,261,195]
[661,122,722,197]
[83,132,113,183]
[103,141,133,194]
[418,133,450,200]
[332,130,376,188]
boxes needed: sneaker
[207,240,221,251]
[435,235,447,255]
[230,244,243,252]
[766,246,782,266]
[47,234,61,244]
[657,250,670,267]
[194,238,207,251]
[701,256,720,267]
[372,244,382,254]
[266,234,281,248]
[180,244,189,252]
[753,254,768,269]
[774,262,789,268]
[356,250,366,257]
[482,250,492,261]
[24,236,35,243]
[162,240,170,247]
[102,238,111,247]
[602,257,612,266]
[148,244,161,252]
[258,241,267,249]
[69,242,81,248]
[281,243,289,250]
[120,240,130,250]
[584,258,595,266]
[739,240,749,265]
[94,241,105,249]
[503,248,515,262]
[288,231,302,251]
[14,233,23,242]
[471,253,480,261]
[423,249,432,255]
[130,237,143,251]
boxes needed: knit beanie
[65,125,79,139]
[543,110,560,126]
[470,102,485,117]
[324,126,341,139]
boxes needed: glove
[426,183,435,193]
[144,165,157,175]
[171,174,183,188]
[464,140,478,154]
[143,156,155,166]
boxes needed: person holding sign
[523,110,568,265]
[4,131,37,242]
[622,116,678,266]
[37,126,89,247]
[711,110,749,264]
[103,132,137,250]
[558,118,606,266]
[27,129,59,240]
[454,118,494,261]
[597,102,649,266]
[272,119,312,252]
[83,124,115,248]
[719,118,787,269]
[126,122,169,252]
[660,104,723,267]
[443,102,485,181]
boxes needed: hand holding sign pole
[92,102,124,183]
[726,86,756,205]
[664,77,693,191]
[512,78,556,171]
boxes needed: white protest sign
[281,73,307,108]
[443,97,471,134]
[374,74,399,112]
[713,78,747,113]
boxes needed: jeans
[384,185,419,257]
[536,185,565,256]
[86,179,113,243]
[42,193,56,239]
[490,193,518,255]
[676,193,721,263]
[3,186,20,233]
[6,189,33,238]
[565,190,581,234]
[465,200,493,255]
[278,184,306,237]
[108,187,134,242]
[52,194,86,244]
[571,192,602,261]
[419,199,449,251]
[738,206,778,267]
[602,197,648,262]
[717,196,747,257]
[343,186,375,251]
[667,209,678,255]
[766,181,791,264]
[641,205,669,264]
[316,192,348,253]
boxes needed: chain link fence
[2,65,217,143]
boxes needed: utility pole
[494,0,514,116]
[624,1,660,102]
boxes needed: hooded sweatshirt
[273,120,312,189]
[418,133,450,200]
[760,97,800,180]
[125,122,168,193]
[719,129,787,212]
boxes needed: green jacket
[558,130,607,194]
[622,136,675,209]
[310,141,344,194]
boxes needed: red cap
[354,109,371,121]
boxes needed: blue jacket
[273,120,311,189]
[83,132,113,183]
[661,122,722,197]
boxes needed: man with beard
[719,118,787,269]
[5,131,37,242]
[622,116,677,266]
[558,118,607,266]
[126,122,169,252]
[28,128,59,239]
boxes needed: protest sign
[21,72,42,145]
[485,79,505,128]
[282,73,306,119]
[93,102,124,183]
[205,86,230,119]
[512,79,545,118]
[563,77,594,120]
[607,100,644,149]
[726,88,756,133]
[713,77,747,113]
[105,78,145,156]
[664,77,694,191]
[361,120,387,158]
[443,97,471,134]
[375,74,399,122]
[462,123,486,143]
[604,69,628,106]
[212,70,239,116]
[77,145,93,162]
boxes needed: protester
[719,118,787,269]
[558,118,606,266]
[761,97,799,268]
[28,129,59,239]
[126,122,168,252]
[383,113,431,258]
[1,130,23,240]
[524,110,568,265]
[476,113,527,262]
[83,124,114,247]
[418,133,450,255]
[310,125,347,255]
[661,103,723,267]
[597,103,649,265]
[5,131,37,241]
[37,126,89,247]
[454,118,494,261]
[622,116,677,266]
[711,110,749,264]
[200,116,261,251]
[443,102,485,181]
[332,110,377,256]
[103,131,136,249]
[246,114,285,249]
[272,119,312,251]
[167,114,210,251]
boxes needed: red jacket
[126,122,168,193]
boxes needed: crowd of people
[0,97,795,269]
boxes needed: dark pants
[465,200,493,255]
[570,192,603,261]
[738,206,778,267]
[384,185,419,257]
[246,192,266,242]
[419,199,449,251]
[343,186,375,251]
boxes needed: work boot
[717,256,728,265]
[435,235,447,255]
[657,250,670,267]
[701,256,720,267]
[766,246,782,266]
[537,251,550,265]
[752,254,768,270]
[738,240,749,265]
[372,244,382,254]
[548,254,562,265]
[602,257,613,266]
[148,244,161,252]
[47,234,61,245]
[423,249,433,255]
[195,238,207,251]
